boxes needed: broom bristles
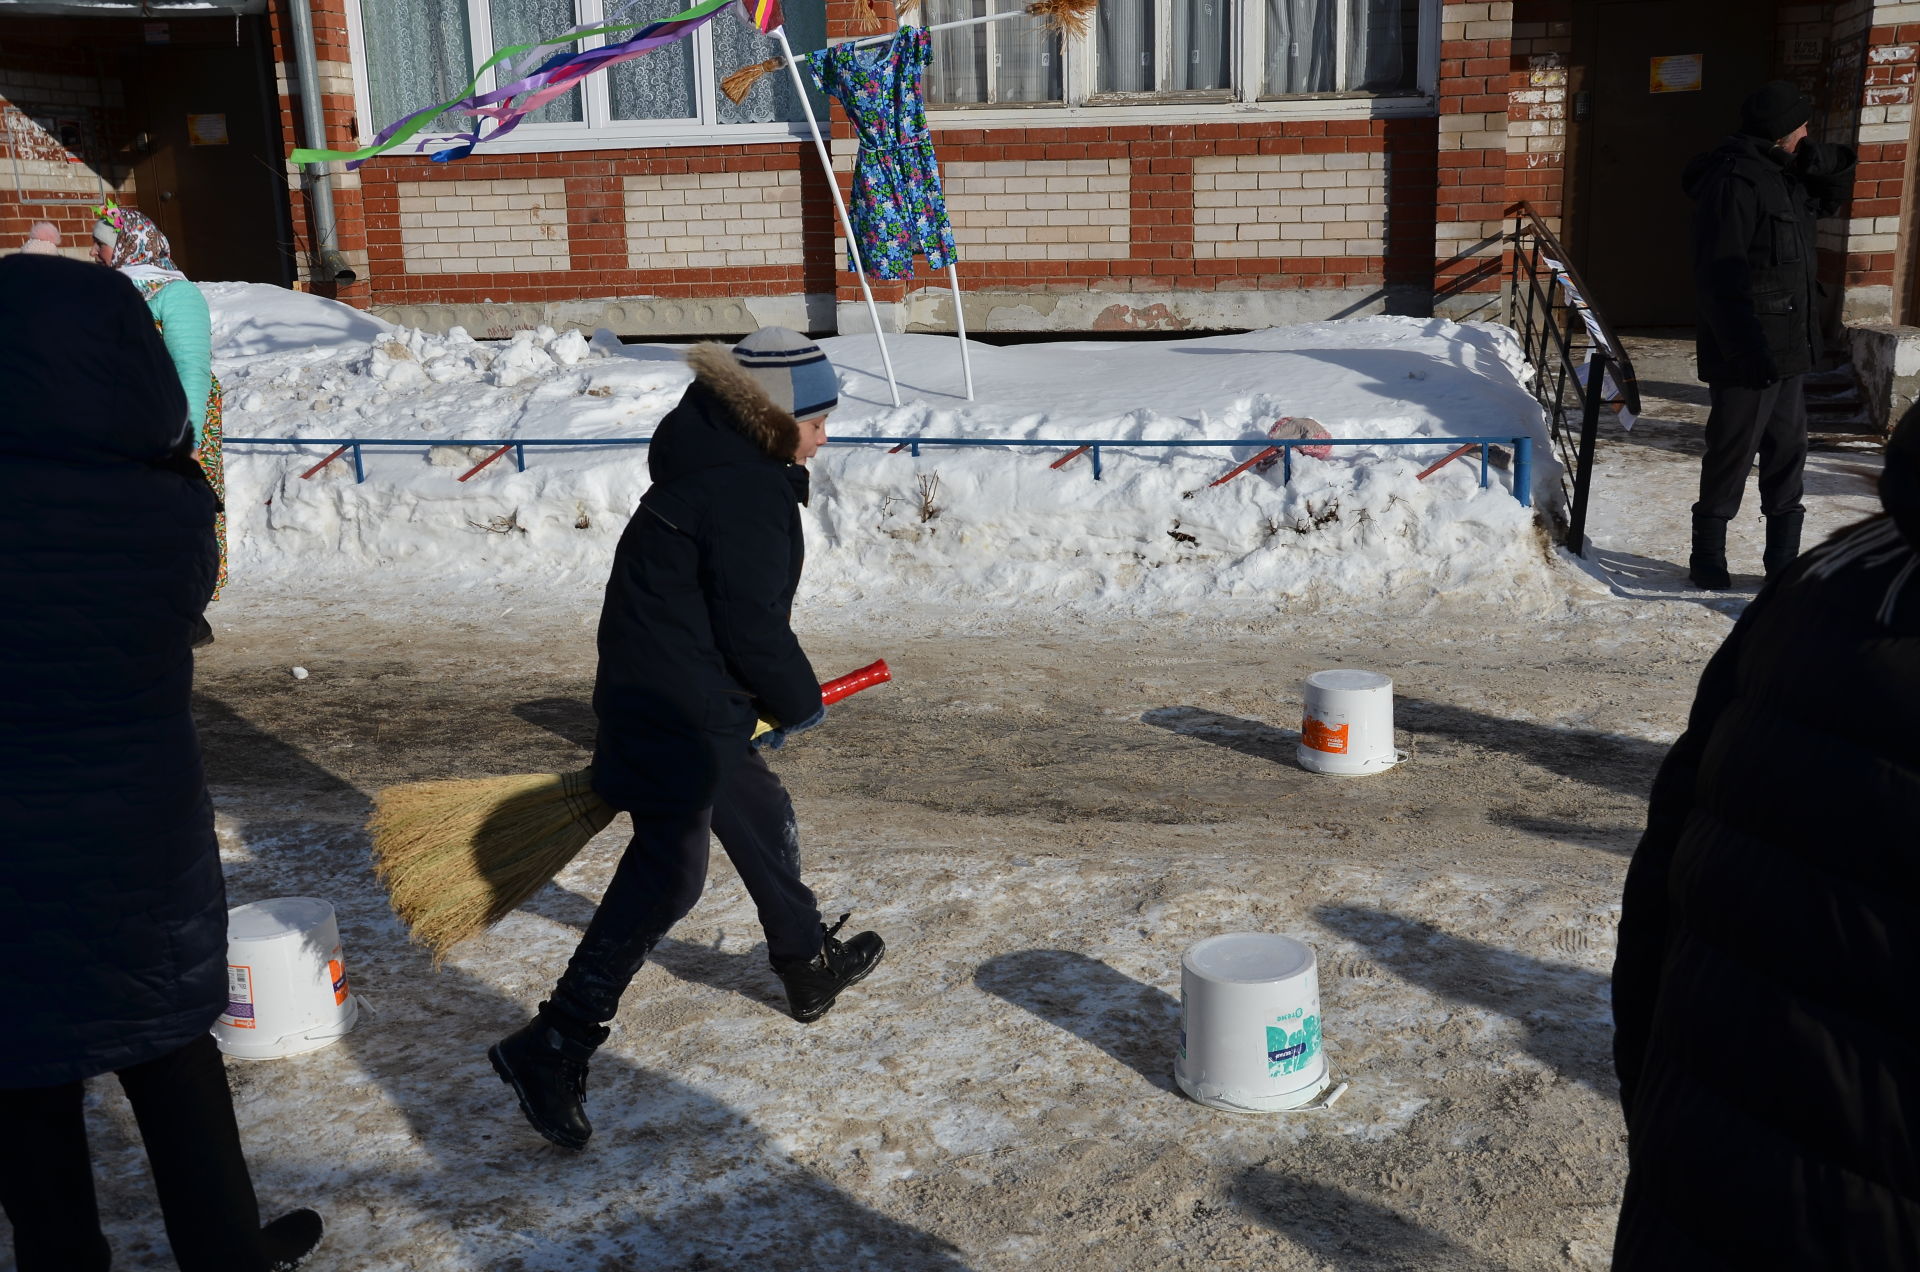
[1027,0,1096,37]
[368,768,616,962]
[850,0,891,34]
[721,56,785,104]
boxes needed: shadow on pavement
[1231,1171,1493,1270]
[974,949,1179,1093]
[1314,905,1615,1096]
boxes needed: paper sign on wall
[188,114,229,146]
[1650,54,1703,94]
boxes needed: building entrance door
[1572,0,1775,326]
[122,18,289,284]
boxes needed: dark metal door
[1577,0,1774,325]
[122,20,289,284]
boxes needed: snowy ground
[5,294,1886,1271]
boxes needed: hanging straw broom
[369,659,893,961]
[721,0,1095,103]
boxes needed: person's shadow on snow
[186,698,971,1272]
[1314,905,1615,1097]
[973,950,1179,1093]
[1230,1172,1493,1271]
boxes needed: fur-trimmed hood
[685,342,799,463]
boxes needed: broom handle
[821,658,891,704]
[751,659,892,739]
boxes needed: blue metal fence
[222,432,1536,508]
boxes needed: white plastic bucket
[214,897,359,1060]
[1297,668,1402,776]
[1175,932,1330,1112]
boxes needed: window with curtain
[925,0,1064,105]
[1265,0,1419,96]
[930,0,1426,105]
[354,0,827,139]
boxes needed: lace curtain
[926,0,1063,105]
[1265,0,1417,95]
[490,0,585,123]
[360,0,474,133]
[712,0,826,124]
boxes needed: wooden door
[122,20,289,285]
[1574,0,1775,326]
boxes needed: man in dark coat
[1611,405,1920,1267]
[1682,80,1856,589]
[0,256,320,1270]
[490,328,885,1151]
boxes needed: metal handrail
[1505,200,1641,551]
[1507,200,1641,415]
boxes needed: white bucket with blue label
[213,897,359,1061]
[1175,932,1331,1112]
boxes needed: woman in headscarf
[93,202,227,623]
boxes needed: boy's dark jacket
[591,343,822,814]
[1683,134,1855,386]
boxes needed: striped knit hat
[732,326,838,420]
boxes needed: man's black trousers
[0,1034,265,1272]
[552,747,824,1027]
[1694,374,1809,522]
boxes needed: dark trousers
[0,1034,264,1272]
[1694,374,1809,522]
[551,748,823,1026]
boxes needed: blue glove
[753,704,826,751]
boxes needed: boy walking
[490,328,884,1151]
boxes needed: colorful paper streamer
[290,0,745,169]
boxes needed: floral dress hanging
[810,27,957,281]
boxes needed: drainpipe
[286,0,357,284]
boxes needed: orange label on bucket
[1302,716,1349,754]
[329,957,349,1006]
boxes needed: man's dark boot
[772,914,885,1023]
[1688,514,1731,590]
[1764,511,1805,577]
[190,615,214,648]
[488,1003,609,1150]
[262,1208,323,1271]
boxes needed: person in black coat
[1611,404,1920,1267]
[490,328,885,1151]
[1682,80,1856,589]
[0,255,321,1271]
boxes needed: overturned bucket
[1297,668,1403,776]
[214,898,359,1060]
[1175,932,1331,1112]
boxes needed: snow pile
[206,284,1560,614]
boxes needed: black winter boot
[262,1208,323,1271]
[1763,511,1805,577]
[772,914,885,1023]
[488,1004,610,1150]
[1688,514,1731,590]
[190,615,214,649]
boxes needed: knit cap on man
[732,327,839,420]
[1741,80,1814,143]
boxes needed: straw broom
[721,0,1097,103]
[369,660,892,961]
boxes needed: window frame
[933,0,1439,125]
[344,0,816,154]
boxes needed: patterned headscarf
[92,200,189,296]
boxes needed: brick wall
[1433,0,1515,319]
[0,21,134,256]
[1838,1,1920,320]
